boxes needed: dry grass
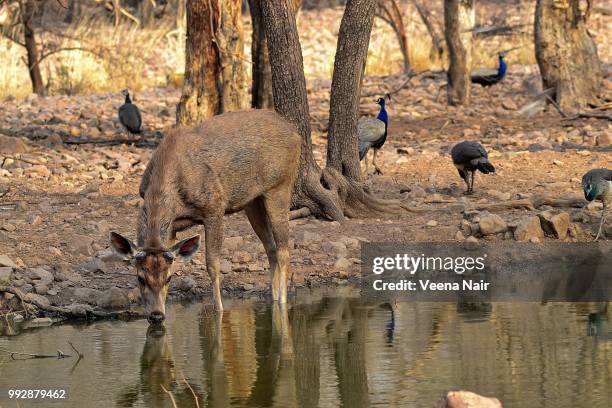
[0,6,547,99]
[0,16,185,99]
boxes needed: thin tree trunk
[177,0,246,125]
[20,0,45,96]
[376,0,410,73]
[411,0,444,62]
[248,0,273,109]
[444,0,474,106]
[534,0,602,110]
[328,0,377,182]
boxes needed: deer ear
[110,232,135,259]
[170,235,200,261]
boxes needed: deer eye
[137,275,146,286]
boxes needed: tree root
[0,286,146,321]
[474,194,586,212]
[292,165,430,221]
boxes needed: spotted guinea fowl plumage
[118,89,142,135]
[451,141,495,194]
[582,168,612,240]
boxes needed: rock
[171,276,196,292]
[514,216,544,241]
[34,283,49,295]
[25,268,54,285]
[97,286,129,309]
[1,223,16,232]
[12,314,24,322]
[487,190,512,201]
[232,251,253,263]
[538,211,570,239]
[333,257,351,271]
[24,293,51,308]
[24,164,51,178]
[66,303,93,317]
[73,287,103,304]
[0,135,29,154]
[322,241,348,257]
[455,231,465,240]
[27,317,54,327]
[0,267,12,284]
[502,99,517,110]
[220,259,232,274]
[478,214,508,235]
[596,133,611,146]
[0,255,17,268]
[337,236,360,250]
[224,236,244,251]
[79,182,100,195]
[436,390,502,408]
[294,230,322,246]
[426,220,438,227]
[66,234,94,256]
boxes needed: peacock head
[375,93,391,107]
[121,89,132,103]
[583,180,598,201]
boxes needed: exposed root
[0,286,145,321]
[474,194,586,212]
[289,207,311,220]
[292,165,430,221]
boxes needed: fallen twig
[161,385,179,408]
[546,95,612,121]
[473,194,586,212]
[61,137,159,148]
[290,207,311,220]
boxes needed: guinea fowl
[358,95,390,175]
[471,51,507,88]
[118,89,142,136]
[451,141,495,194]
[582,168,612,241]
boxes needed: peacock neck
[377,106,388,125]
[125,94,132,104]
[497,58,507,79]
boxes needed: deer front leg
[204,216,224,312]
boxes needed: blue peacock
[471,51,507,88]
[358,94,390,175]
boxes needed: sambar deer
[109,110,301,323]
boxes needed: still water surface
[0,287,610,408]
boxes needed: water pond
[1,287,610,407]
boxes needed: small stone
[478,214,508,235]
[25,268,54,285]
[538,211,570,240]
[0,267,12,283]
[553,160,564,166]
[224,236,244,251]
[436,390,502,408]
[49,246,62,256]
[502,99,518,110]
[24,293,51,308]
[0,255,17,268]
[232,251,253,263]
[97,286,129,309]
[0,135,29,154]
[171,276,196,292]
[34,283,49,295]
[322,241,348,257]
[596,133,611,146]
[12,314,24,322]
[514,216,544,241]
[73,287,103,304]
[333,257,351,271]
[294,230,322,246]
[27,317,53,327]
[455,231,465,240]
[220,259,232,274]
[24,164,51,178]
[1,223,16,232]
[66,303,92,317]
[29,215,43,226]
[426,220,438,227]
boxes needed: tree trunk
[248,0,301,109]
[327,0,377,182]
[534,0,602,110]
[376,0,410,73]
[262,0,414,221]
[21,0,45,96]
[411,0,444,62]
[176,0,246,125]
[64,0,81,23]
[444,0,474,106]
[248,0,274,109]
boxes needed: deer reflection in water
[117,325,203,407]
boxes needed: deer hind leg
[263,185,292,304]
[204,216,224,312]
[245,196,278,284]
